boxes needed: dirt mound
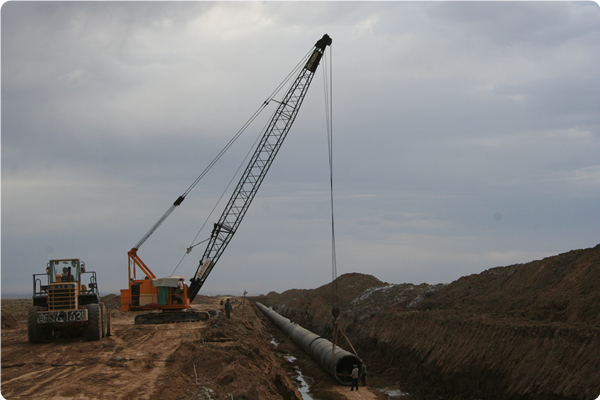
[191,295,217,305]
[101,293,122,309]
[168,311,303,400]
[262,273,391,333]
[418,244,600,325]
[263,244,600,400]
[1,313,21,329]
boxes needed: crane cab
[120,248,191,312]
[121,276,190,311]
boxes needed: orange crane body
[120,34,332,324]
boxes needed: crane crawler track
[134,310,211,325]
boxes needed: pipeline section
[255,302,361,385]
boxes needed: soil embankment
[261,244,600,400]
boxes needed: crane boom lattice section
[188,35,331,300]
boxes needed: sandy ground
[1,300,215,400]
[330,387,381,400]
[5,245,599,400]
[1,296,385,400]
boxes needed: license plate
[37,310,88,324]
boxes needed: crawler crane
[121,34,332,324]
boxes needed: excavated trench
[259,245,600,400]
[256,302,361,386]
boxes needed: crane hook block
[332,307,340,320]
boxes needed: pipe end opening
[335,354,362,385]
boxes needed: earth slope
[261,244,600,400]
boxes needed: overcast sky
[2,1,599,298]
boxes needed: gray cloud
[2,2,599,296]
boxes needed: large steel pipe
[256,302,361,385]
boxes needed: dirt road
[1,300,215,400]
[2,296,385,400]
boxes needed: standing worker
[360,361,367,386]
[350,364,359,391]
[225,298,233,319]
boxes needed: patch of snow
[295,367,315,400]
[406,284,446,308]
[351,284,396,305]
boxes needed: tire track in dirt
[1,311,210,400]
[109,324,205,400]
[3,297,314,400]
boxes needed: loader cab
[47,259,82,283]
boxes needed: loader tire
[85,303,102,341]
[100,303,107,338]
[28,306,48,344]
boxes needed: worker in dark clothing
[360,361,367,386]
[224,298,233,319]
[174,278,185,304]
[350,364,359,391]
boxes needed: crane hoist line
[120,34,333,324]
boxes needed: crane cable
[169,49,315,275]
[134,48,315,253]
[322,46,343,358]
[134,93,269,251]
[179,48,314,200]
[322,46,359,362]
[322,46,339,318]
[170,109,273,276]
